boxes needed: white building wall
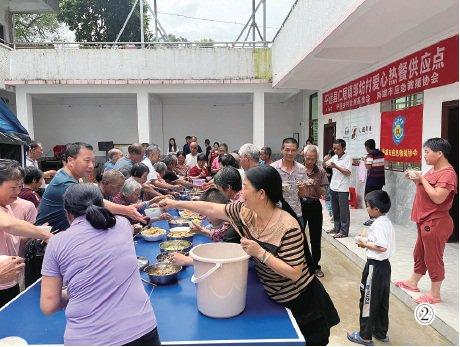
[0,45,10,89]
[9,48,270,81]
[161,98,253,153]
[422,82,459,170]
[30,92,304,159]
[33,96,138,156]
[272,0,365,86]
[265,93,303,152]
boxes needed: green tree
[14,13,64,43]
[58,0,152,42]
[163,34,188,42]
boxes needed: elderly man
[297,145,329,278]
[238,143,260,171]
[99,170,125,201]
[185,142,200,168]
[141,145,161,182]
[26,141,56,183]
[113,143,144,177]
[103,148,123,171]
[141,146,182,192]
[191,136,203,153]
[271,138,307,222]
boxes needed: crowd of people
[0,134,456,346]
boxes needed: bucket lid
[190,243,250,264]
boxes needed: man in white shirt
[142,145,181,192]
[26,142,57,187]
[185,142,199,168]
[323,139,352,238]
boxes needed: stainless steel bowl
[144,263,182,285]
[159,240,192,254]
[137,256,149,270]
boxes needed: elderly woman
[160,166,339,345]
[396,138,457,304]
[297,145,329,278]
[19,166,44,207]
[130,163,163,200]
[214,166,244,203]
[0,159,52,307]
[40,184,159,345]
[162,155,193,188]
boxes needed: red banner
[380,105,423,163]
[322,35,459,115]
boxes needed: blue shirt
[113,156,134,177]
[103,161,115,171]
[36,169,78,231]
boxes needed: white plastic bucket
[190,243,250,318]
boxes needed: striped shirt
[365,149,385,187]
[225,202,314,303]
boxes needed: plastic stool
[348,187,358,209]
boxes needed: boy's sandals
[395,280,420,292]
[415,295,442,304]
[347,332,374,346]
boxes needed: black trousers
[0,284,20,308]
[285,277,340,346]
[124,327,161,346]
[359,259,391,340]
[364,185,383,197]
[301,198,323,271]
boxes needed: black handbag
[24,239,47,287]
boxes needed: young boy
[347,190,395,346]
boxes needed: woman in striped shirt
[160,165,339,345]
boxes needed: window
[381,92,423,171]
[309,93,319,145]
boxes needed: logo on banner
[392,116,405,145]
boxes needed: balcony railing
[10,41,272,50]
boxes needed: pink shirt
[0,206,22,290]
[10,198,37,224]
[211,157,221,172]
[411,166,458,223]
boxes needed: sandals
[395,280,420,292]
[415,295,441,304]
[347,332,374,346]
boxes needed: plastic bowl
[144,207,162,219]
[140,228,167,242]
[192,178,206,187]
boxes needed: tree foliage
[14,13,64,43]
[58,0,152,42]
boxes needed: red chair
[349,187,358,209]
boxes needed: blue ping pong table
[0,214,304,345]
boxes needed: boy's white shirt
[365,215,396,261]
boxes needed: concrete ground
[319,241,451,346]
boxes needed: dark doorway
[323,122,336,156]
[442,100,458,243]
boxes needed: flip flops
[415,295,442,304]
[347,332,374,346]
[395,280,420,292]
